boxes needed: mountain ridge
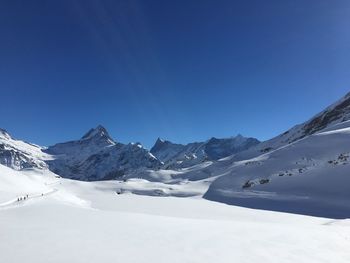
[44,125,161,181]
[150,134,260,168]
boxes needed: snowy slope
[0,126,162,181]
[45,125,162,181]
[131,92,350,218]
[151,135,260,168]
[203,121,350,218]
[229,91,350,161]
[0,165,53,203]
[1,165,349,263]
[0,128,50,170]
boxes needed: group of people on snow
[17,193,47,202]
[17,194,29,202]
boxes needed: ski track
[0,184,59,209]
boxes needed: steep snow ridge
[45,126,162,181]
[227,92,350,162]
[0,128,50,170]
[301,91,350,136]
[151,135,260,168]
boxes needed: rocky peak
[299,91,350,139]
[151,138,176,152]
[82,125,111,140]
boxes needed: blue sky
[0,0,349,148]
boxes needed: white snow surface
[204,122,350,218]
[1,165,350,263]
[0,129,51,170]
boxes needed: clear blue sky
[0,0,349,148]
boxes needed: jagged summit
[151,138,183,153]
[152,137,177,149]
[151,134,260,168]
[46,125,115,157]
[44,125,161,181]
[82,125,109,139]
[81,125,115,144]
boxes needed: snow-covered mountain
[1,91,350,218]
[200,92,350,218]
[229,91,350,161]
[150,135,260,169]
[0,128,49,170]
[0,125,162,181]
[45,125,162,181]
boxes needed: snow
[0,165,350,263]
[204,124,350,218]
[0,165,54,203]
[2,92,350,263]
[150,135,260,169]
[0,130,49,160]
[44,126,162,181]
[0,129,51,170]
[317,126,350,135]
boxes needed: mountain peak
[81,125,114,144]
[235,133,243,138]
[82,125,107,139]
[155,137,165,144]
[151,138,168,152]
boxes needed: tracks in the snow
[0,181,60,209]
